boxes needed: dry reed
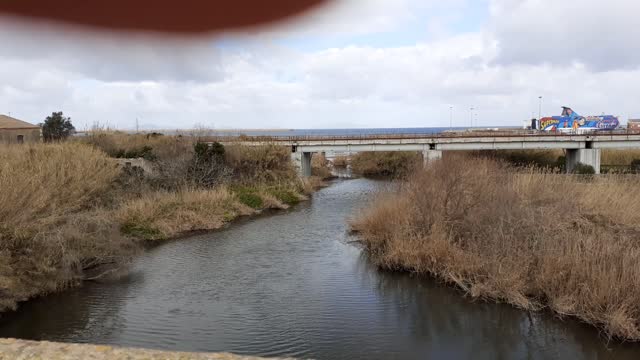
[350,151,421,177]
[352,155,640,340]
[0,137,316,312]
[311,153,332,179]
[332,156,349,168]
[117,188,253,241]
[0,143,136,311]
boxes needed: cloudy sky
[1,0,639,130]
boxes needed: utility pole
[538,96,542,120]
[136,117,139,133]
[449,106,453,130]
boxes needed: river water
[1,179,639,359]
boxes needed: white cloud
[1,0,640,130]
[0,17,226,82]
[490,0,640,71]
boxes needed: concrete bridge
[220,130,640,176]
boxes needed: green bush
[194,141,225,162]
[113,145,155,160]
[270,189,300,206]
[121,221,165,241]
[231,186,264,209]
[555,156,566,168]
[188,142,229,188]
[237,191,263,209]
[573,162,596,175]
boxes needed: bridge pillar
[291,151,312,177]
[422,150,442,167]
[566,149,600,174]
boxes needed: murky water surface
[1,179,638,359]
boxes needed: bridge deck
[216,130,640,152]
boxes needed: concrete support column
[291,151,312,177]
[422,150,443,167]
[566,149,601,174]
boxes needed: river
[1,179,638,359]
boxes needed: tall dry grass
[0,143,119,226]
[474,149,564,168]
[311,153,332,179]
[0,136,318,310]
[0,143,137,311]
[350,151,421,177]
[80,131,194,162]
[224,143,297,183]
[352,155,640,340]
[117,188,253,241]
[602,149,640,165]
[332,156,349,168]
[481,149,640,168]
[0,135,323,311]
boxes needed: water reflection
[0,271,141,343]
[0,178,638,359]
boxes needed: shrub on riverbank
[0,143,137,311]
[332,156,349,168]
[473,149,564,168]
[477,149,640,170]
[0,135,323,312]
[117,188,253,241]
[350,151,420,177]
[352,155,640,340]
[602,149,640,165]
[311,153,332,179]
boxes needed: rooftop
[0,114,39,129]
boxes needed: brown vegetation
[311,153,333,179]
[0,132,326,312]
[332,155,349,168]
[350,151,421,177]
[352,155,640,340]
[479,149,640,169]
[117,188,253,241]
[602,149,640,165]
[473,149,564,168]
[0,143,136,311]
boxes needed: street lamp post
[449,106,453,130]
[538,96,542,120]
[470,107,474,127]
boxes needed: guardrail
[208,129,640,143]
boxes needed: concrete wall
[0,128,41,144]
[422,150,442,166]
[566,149,601,174]
[290,152,312,177]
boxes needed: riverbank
[0,338,293,359]
[351,155,640,341]
[3,178,640,358]
[0,135,328,312]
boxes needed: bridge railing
[208,128,640,143]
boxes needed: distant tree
[189,142,228,187]
[40,111,75,142]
